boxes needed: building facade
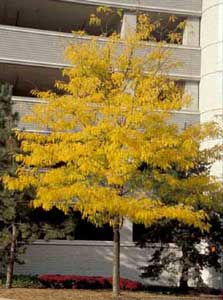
[0,0,222,287]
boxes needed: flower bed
[38,275,143,291]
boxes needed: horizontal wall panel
[169,111,200,129]
[12,98,48,132]
[13,240,219,288]
[13,241,180,284]
[12,97,200,132]
[58,0,202,16]
[0,25,201,80]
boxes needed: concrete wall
[14,240,179,286]
[0,25,201,79]
[11,97,200,132]
[14,240,222,289]
[12,220,222,289]
[59,0,202,16]
[200,0,223,179]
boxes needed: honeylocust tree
[89,7,186,44]
[4,20,219,296]
[88,6,123,37]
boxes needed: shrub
[38,274,143,291]
[0,274,43,288]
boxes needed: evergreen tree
[0,82,25,288]
[0,83,78,288]
[138,214,223,290]
[137,152,223,290]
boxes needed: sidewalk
[0,289,222,300]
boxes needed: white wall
[14,240,181,286]
[200,0,223,179]
[14,240,222,288]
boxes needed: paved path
[0,296,222,300]
[108,295,221,300]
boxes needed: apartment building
[0,0,222,287]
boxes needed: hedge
[39,275,143,291]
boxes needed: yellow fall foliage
[4,18,223,233]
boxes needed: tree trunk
[113,219,120,298]
[179,264,189,290]
[179,246,189,291]
[6,223,16,289]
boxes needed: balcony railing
[57,0,202,16]
[12,96,200,132]
[0,25,201,81]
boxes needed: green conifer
[0,84,77,288]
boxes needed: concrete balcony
[65,0,202,16]
[0,63,62,97]
[0,0,202,24]
[12,96,200,132]
[0,0,121,35]
[0,25,201,82]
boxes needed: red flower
[38,274,143,291]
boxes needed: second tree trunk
[5,223,16,289]
[113,220,120,297]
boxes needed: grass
[0,289,222,300]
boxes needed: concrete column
[184,81,199,111]
[183,17,200,46]
[120,219,133,243]
[120,12,136,244]
[200,0,223,179]
[120,12,137,39]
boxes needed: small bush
[39,274,143,291]
[0,274,43,288]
